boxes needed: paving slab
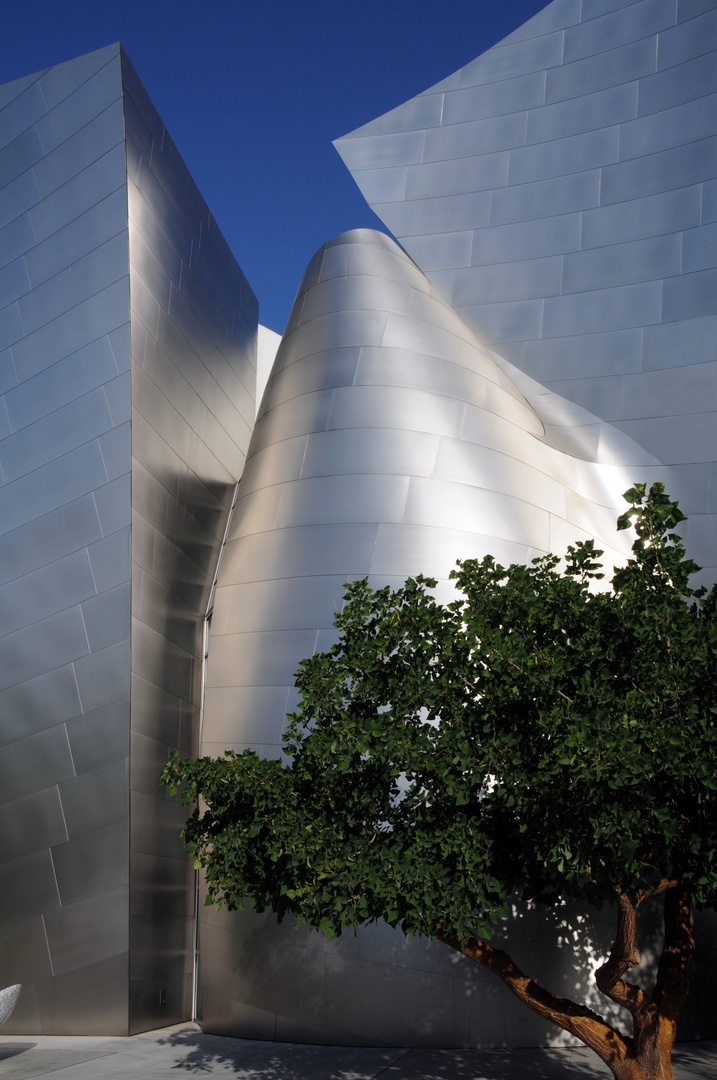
[0,1024,714,1079]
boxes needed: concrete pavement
[1,1024,716,1079]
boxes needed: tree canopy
[162,484,717,1080]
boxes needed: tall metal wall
[0,45,257,1034]
[335,0,717,583]
[122,48,257,1034]
[0,44,133,1034]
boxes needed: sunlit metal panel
[335,0,717,576]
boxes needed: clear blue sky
[2,0,546,332]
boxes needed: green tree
[162,484,717,1080]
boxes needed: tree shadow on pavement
[155,1028,615,1079]
[156,1029,717,1079]
[156,1027,405,1078]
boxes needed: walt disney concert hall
[1,0,717,1045]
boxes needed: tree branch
[595,890,653,1023]
[436,931,632,1073]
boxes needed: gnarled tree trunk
[437,884,694,1080]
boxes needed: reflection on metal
[0,45,257,1035]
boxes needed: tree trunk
[437,884,694,1080]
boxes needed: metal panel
[201,685,293,747]
[618,91,717,161]
[0,915,52,984]
[1,388,114,484]
[436,255,563,304]
[545,35,656,103]
[33,98,125,198]
[73,640,131,714]
[0,607,90,692]
[35,62,122,154]
[491,169,600,224]
[563,0,675,64]
[659,6,717,66]
[0,665,82,746]
[442,72,545,123]
[16,233,129,334]
[349,166,407,204]
[662,267,717,321]
[0,726,75,802]
[130,851,194,919]
[580,186,701,248]
[638,48,717,116]
[527,83,637,144]
[0,213,35,270]
[642,314,717,370]
[509,126,618,184]
[302,428,440,482]
[0,851,61,926]
[217,523,380,586]
[37,43,119,110]
[66,698,130,775]
[10,276,130,383]
[28,143,127,244]
[43,887,129,975]
[542,281,662,337]
[32,952,129,1036]
[406,153,509,200]
[0,787,68,862]
[0,170,39,232]
[52,821,129,907]
[402,231,473,271]
[373,190,493,236]
[421,111,526,159]
[600,136,717,204]
[5,336,119,430]
[129,790,192,861]
[561,234,681,292]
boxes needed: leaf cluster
[162,484,717,945]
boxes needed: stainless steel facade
[3,0,717,1049]
[335,0,717,583]
[196,227,644,1044]
[0,44,257,1034]
[198,0,717,1047]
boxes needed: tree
[162,484,717,1080]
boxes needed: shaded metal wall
[335,0,717,584]
[122,49,257,1034]
[0,45,257,1035]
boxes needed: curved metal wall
[335,0,717,584]
[197,227,695,1045]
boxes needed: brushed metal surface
[335,0,717,580]
[0,41,257,1036]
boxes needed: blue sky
[2,0,546,332]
